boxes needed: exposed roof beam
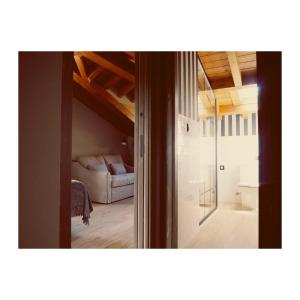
[88,67,104,83]
[227,51,242,87]
[118,82,135,98]
[199,103,257,118]
[125,51,135,63]
[73,72,134,123]
[74,54,87,80]
[125,51,135,59]
[103,75,121,89]
[76,51,135,83]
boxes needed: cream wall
[72,98,130,162]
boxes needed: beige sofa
[72,154,134,204]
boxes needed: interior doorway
[70,52,138,249]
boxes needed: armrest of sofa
[124,162,134,173]
[72,162,112,203]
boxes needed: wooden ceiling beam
[117,82,135,98]
[103,75,121,89]
[227,51,242,87]
[127,90,135,102]
[125,51,135,59]
[227,52,242,106]
[73,72,134,123]
[88,67,104,83]
[76,51,135,83]
[199,102,257,118]
[125,51,135,63]
[74,54,87,80]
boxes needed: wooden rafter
[127,90,135,102]
[76,51,135,83]
[103,75,121,89]
[227,51,242,87]
[118,82,135,98]
[88,67,104,83]
[73,72,134,123]
[199,102,257,118]
[125,51,135,63]
[125,52,135,59]
[227,52,242,105]
[74,54,87,80]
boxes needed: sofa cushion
[110,163,127,175]
[111,173,134,188]
[103,154,124,166]
[78,156,108,172]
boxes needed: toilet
[238,162,259,211]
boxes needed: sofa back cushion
[103,154,124,166]
[110,163,127,175]
[78,156,108,172]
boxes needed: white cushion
[78,156,108,172]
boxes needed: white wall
[217,122,258,203]
[72,98,131,162]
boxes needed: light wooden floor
[188,202,258,248]
[72,198,258,249]
[71,197,134,249]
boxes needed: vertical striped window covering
[218,113,258,137]
[176,52,198,120]
[228,115,233,136]
[221,116,225,136]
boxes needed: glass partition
[197,59,217,222]
[177,56,217,247]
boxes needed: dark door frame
[257,51,282,248]
[59,52,73,248]
[59,51,282,249]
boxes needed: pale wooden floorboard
[71,197,134,249]
[72,198,258,249]
[187,202,258,248]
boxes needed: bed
[71,180,93,225]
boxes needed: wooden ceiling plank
[239,61,256,70]
[237,53,256,63]
[198,52,228,62]
[78,52,135,83]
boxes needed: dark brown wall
[257,52,282,248]
[19,52,71,248]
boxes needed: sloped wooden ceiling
[198,51,256,89]
[73,51,135,136]
[73,51,257,127]
[198,51,257,118]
